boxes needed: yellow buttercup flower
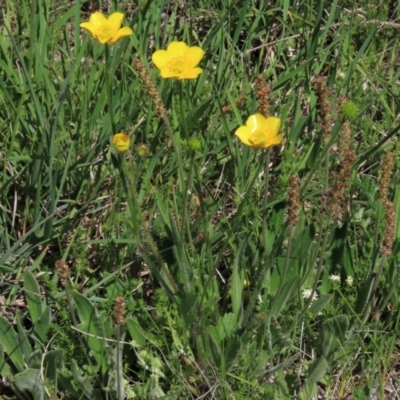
[80,12,133,44]
[113,133,130,152]
[235,113,282,149]
[152,41,205,80]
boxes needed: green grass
[1,0,400,399]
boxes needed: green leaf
[207,331,221,368]
[355,275,375,316]
[300,356,329,400]
[230,241,246,320]
[126,317,146,346]
[33,306,51,343]
[27,349,42,370]
[271,276,299,318]
[308,294,333,316]
[24,271,43,324]
[224,334,241,371]
[324,315,349,344]
[307,355,329,384]
[0,316,25,371]
[43,350,64,381]
[12,368,44,400]
[218,313,236,340]
[0,346,12,378]
[317,315,349,358]
[15,311,32,359]
[71,291,105,368]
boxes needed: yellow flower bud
[136,144,149,157]
[113,133,130,153]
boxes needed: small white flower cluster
[329,274,353,287]
[346,275,353,286]
[302,289,318,302]
[330,274,340,282]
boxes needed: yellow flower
[152,41,205,80]
[80,12,133,44]
[235,113,282,149]
[113,133,130,152]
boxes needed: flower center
[97,23,115,41]
[249,129,270,146]
[165,56,186,75]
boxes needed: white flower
[330,274,341,282]
[302,289,318,301]
[346,276,353,286]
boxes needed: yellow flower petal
[246,113,267,133]
[266,133,282,148]
[185,46,205,68]
[80,22,97,36]
[160,68,179,78]
[89,11,107,27]
[167,41,189,57]
[108,12,125,29]
[235,126,253,146]
[178,67,203,79]
[110,26,133,44]
[152,50,170,69]
[264,116,281,136]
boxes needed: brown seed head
[381,200,395,257]
[327,148,356,221]
[55,260,69,288]
[287,176,300,226]
[113,296,126,325]
[377,151,394,203]
[255,74,271,117]
[313,75,335,137]
[134,58,167,117]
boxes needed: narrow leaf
[0,316,25,371]
[24,271,43,324]
[271,276,299,318]
[33,306,51,343]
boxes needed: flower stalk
[118,157,178,297]
[105,46,117,135]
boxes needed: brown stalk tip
[287,176,300,226]
[255,74,271,118]
[55,260,69,288]
[327,148,356,222]
[312,75,335,137]
[113,296,126,325]
[134,58,167,117]
[381,200,395,257]
[377,150,394,203]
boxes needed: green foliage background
[1,0,400,399]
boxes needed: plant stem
[65,287,94,369]
[105,45,116,135]
[362,255,387,323]
[299,149,331,318]
[177,82,194,260]
[160,114,186,193]
[116,324,122,400]
[262,149,271,254]
[119,157,178,297]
